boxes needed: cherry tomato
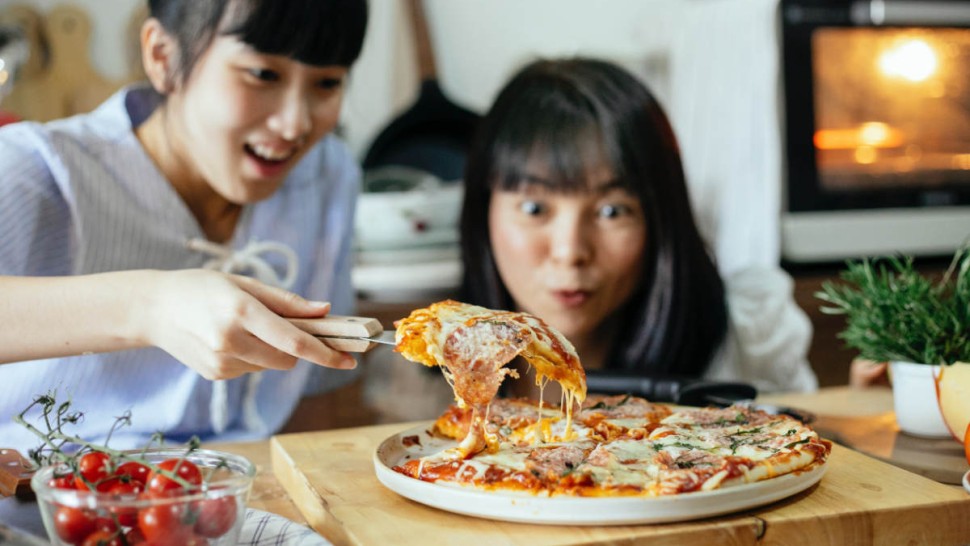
[193,495,237,538]
[53,505,97,545]
[93,516,119,533]
[137,503,192,546]
[75,451,112,491]
[47,474,77,490]
[80,529,123,546]
[123,527,146,545]
[114,461,150,485]
[106,480,144,527]
[93,477,122,493]
[183,534,209,546]
[146,458,202,496]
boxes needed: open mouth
[244,143,297,165]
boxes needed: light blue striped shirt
[0,86,360,449]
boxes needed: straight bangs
[488,98,629,195]
[222,0,367,67]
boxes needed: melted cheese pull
[394,300,587,457]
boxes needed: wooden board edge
[758,444,970,544]
[761,501,970,545]
[270,436,355,546]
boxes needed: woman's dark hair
[148,0,367,85]
[460,58,727,377]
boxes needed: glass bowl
[31,448,255,546]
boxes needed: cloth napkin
[238,508,331,546]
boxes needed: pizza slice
[394,300,587,457]
[430,398,566,445]
[648,405,831,490]
[576,394,673,442]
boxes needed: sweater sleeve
[704,266,819,393]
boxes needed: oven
[780,0,970,262]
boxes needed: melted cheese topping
[394,399,831,497]
[394,300,587,457]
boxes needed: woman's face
[165,35,348,203]
[488,164,647,343]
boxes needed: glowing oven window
[811,28,970,192]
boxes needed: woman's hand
[139,269,357,380]
[849,358,890,388]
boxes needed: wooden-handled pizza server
[289,315,397,353]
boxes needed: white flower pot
[890,361,951,438]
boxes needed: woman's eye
[598,204,631,219]
[518,200,544,216]
[317,77,344,90]
[247,68,279,82]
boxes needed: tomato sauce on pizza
[394,300,587,457]
[395,395,831,497]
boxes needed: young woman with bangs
[0,0,369,448]
[460,58,818,399]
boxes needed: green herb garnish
[784,438,811,450]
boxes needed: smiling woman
[137,0,362,239]
[0,0,369,451]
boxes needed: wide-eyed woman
[460,58,818,399]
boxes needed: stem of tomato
[14,404,199,490]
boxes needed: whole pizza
[389,300,831,498]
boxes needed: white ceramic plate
[963,470,970,494]
[373,424,828,526]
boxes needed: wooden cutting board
[270,422,970,546]
[0,3,144,122]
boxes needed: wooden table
[759,387,968,484]
[207,440,308,525]
[0,387,970,545]
[211,385,970,544]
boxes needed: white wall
[343,0,684,157]
[2,0,784,270]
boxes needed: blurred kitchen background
[1,0,969,389]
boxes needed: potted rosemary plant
[816,246,970,437]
